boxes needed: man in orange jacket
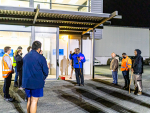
[121,53,132,89]
[2,46,14,102]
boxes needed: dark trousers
[18,71,22,88]
[75,68,84,85]
[3,73,12,98]
[122,71,130,87]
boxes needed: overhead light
[55,0,63,3]
[62,35,68,42]
[69,0,78,4]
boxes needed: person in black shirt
[69,49,76,79]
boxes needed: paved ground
[0,65,150,113]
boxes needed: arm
[113,59,118,71]
[127,58,132,69]
[69,54,72,60]
[80,55,86,63]
[41,57,49,80]
[4,56,13,70]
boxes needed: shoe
[114,84,118,86]
[14,81,18,87]
[25,98,27,102]
[69,77,72,79]
[75,84,80,86]
[18,87,24,90]
[132,87,138,94]
[81,84,84,86]
[4,97,14,102]
[137,91,142,96]
[122,86,126,89]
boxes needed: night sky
[103,0,150,28]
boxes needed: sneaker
[69,77,72,79]
[75,84,80,86]
[137,91,142,96]
[4,97,14,102]
[18,87,24,90]
[81,84,84,86]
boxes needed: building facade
[0,0,104,80]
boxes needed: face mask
[20,53,23,56]
[123,57,126,59]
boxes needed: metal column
[81,35,83,53]
[56,27,59,79]
[31,26,35,46]
[92,29,95,79]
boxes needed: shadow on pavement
[0,83,25,113]
[87,83,150,109]
[92,79,150,98]
[63,85,136,113]
[53,89,105,113]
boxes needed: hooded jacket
[132,49,143,74]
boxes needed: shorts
[25,88,43,98]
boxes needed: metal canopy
[0,5,121,34]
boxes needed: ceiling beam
[33,4,40,24]
[82,11,118,35]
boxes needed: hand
[70,51,72,54]
[131,68,134,72]
[77,57,81,61]
[48,63,50,69]
[113,70,115,71]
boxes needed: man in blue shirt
[72,48,86,86]
[22,41,48,113]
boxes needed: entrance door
[35,33,57,79]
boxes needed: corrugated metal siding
[90,0,103,39]
[95,26,150,57]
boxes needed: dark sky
[103,0,150,28]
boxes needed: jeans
[75,68,84,85]
[18,71,22,87]
[3,73,12,98]
[14,66,18,82]
[122,71,130,87]
[112,71,118,84]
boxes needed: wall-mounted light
[62,35,68,42]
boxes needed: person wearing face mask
[121,53,132,90]
[131,49,143,95]
[16,50,23,90]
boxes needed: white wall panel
[95,26,149,64]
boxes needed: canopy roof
[0,5,121,34]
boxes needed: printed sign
[0,49,13,57]
[53,49,64,56]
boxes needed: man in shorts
[22,41,49,113]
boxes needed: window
[0,0,29,7]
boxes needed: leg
[126,71,130,87]
[75,68,80,85]
[112,72,115,84]
[30,96,39,113]
[27,97,31,113]
[80,68,84,85]
[70,68,73,78]
[18,71,22,88]
[136,74,142,92]
[5,74,12,98]
[3,78,6,98]
[14,66,18,82]
[114,71,118,84]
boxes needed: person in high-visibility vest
[2,46,14,102]
[121,53,132,90]
[13,46,22,87]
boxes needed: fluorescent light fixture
[69,0,78,4]
[55,0,63,3]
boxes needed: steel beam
[33,4,40,24]
[56,27,59,80]
[82,11,118,35]
[92,29,95,79]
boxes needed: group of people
[110,49,143,95]
[69,48,86,86]
[2,41,49,113]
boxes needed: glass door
[35,33,56,79]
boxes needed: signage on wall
[0,49,13,57]
[53,49,64,56]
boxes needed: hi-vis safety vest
[13,50,17,67]
[121,56,132,71]
[2,54,13,78]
